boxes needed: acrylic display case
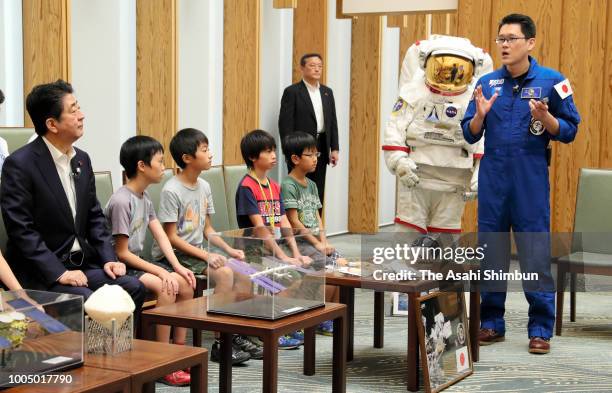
[0,290,83,387]
[207,227,326,320]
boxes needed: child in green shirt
[281,131,347,335]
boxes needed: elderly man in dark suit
[279,53,339,206]
[0,80,144,307]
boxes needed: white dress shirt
[42,136,81,252]
[0,137,9,172]
[304,79,325,134]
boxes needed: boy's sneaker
[233,335,264,360]
[210,340,251,365]
[278,335,302,350]
[248,336,264,347]
[158,370,191,386]
[290,330,305,345]
[316,320,334,336]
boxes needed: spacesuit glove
[396,158,419,187]
[470,163,479,192]
[462,191,477,202]
[462,162,480,201]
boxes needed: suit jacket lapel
[299,81,317,121]
[32,138,75,226]
[72,155,87,231]
[320,86,331,131]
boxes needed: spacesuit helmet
[424,50,474,93]
[418,35,486,94]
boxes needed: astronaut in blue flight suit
[461,14,580,354]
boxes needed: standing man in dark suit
[0,80,145,308]
[279,53,339,206]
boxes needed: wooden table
[141,296,347,393]
[85,339,207,393]
[325,269,480,392]
[6,366,131,393]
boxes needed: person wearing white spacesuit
[383,35,493,239]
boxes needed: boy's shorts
[127,258,175,278]
[174,251,208,274]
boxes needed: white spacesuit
[383,35,493,235]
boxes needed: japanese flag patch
[554,79,573,100]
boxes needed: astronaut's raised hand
[396,158,419,187]
[528,99,549,121]
[474,85,498,118]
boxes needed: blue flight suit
[461,56,580,339]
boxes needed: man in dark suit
[279,53,339,205]
[0,80,145,307]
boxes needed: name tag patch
[521,87,542,99]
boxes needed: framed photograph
[392,292,409,316]
[416,291,472,393]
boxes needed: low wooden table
[6,366,131,393]
[141,296,347,393]
[325,269,480,392]
[85,339,207,393]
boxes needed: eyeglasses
[302,152,321,158]
[495,36,527,45]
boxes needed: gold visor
[425,54,474,93]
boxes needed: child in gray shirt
[105,136,196,386]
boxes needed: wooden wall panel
[456,0,493,52]
[22,0,70,127]
[553,0,607,232]
[600,0,612,168]
[223,0,260,165]
[397,15,427,74]
[348,16,382,233]
[454,0,493,233]
[447,13,457,36]
[293,0,327,84]
[431,13,457,36]
[458,6,480,230]
[386,15,403,27]
[136,0,177,166]
[273,0,297,8]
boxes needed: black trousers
[306,132,328,207]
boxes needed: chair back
[572,168,612,254]
[199,166,230,232]
[223,165,248,230]
[94,171,114,209]
[141,168,176,260]
[0,127,36,153]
